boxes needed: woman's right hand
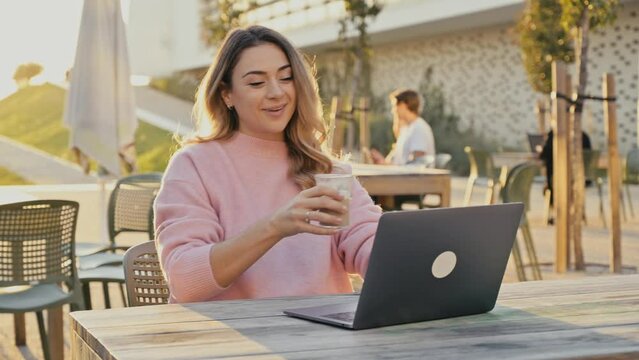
[268,185,347,238]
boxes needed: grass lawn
[0,83,178,175]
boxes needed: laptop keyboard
[324,311,355,322]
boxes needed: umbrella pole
[97,166,110,244]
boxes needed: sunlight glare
[0,0,130,99]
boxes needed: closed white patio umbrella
[64,0,137,177]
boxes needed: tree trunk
[571,9,590,270]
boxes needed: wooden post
[552,62,570,273]
[328,96,340,154]
[14,313,25,345]
[343,96,355,155]
[535,99,546,135]
[603,73,622,273]
[569,75,586,270]
[358,97,371,163]
[48,307,64,360]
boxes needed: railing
[212,0,402,33]
[241,0,344,31]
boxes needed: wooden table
[70,274,639,359]
[491,152,540,170]
[352,163,451,207]
[492,151,611,170]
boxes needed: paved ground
[2,174,638,360]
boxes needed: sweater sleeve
[154,150,228,303]
[333,164,382,278]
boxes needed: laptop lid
[349,203,523,329]
[284,203,524,329]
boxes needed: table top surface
[351,163,450,176]
[71,274,639,360]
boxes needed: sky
[0,0,130,100]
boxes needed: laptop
[283,203,524,330]
[527,133,545,154]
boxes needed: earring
[227,105,234,111]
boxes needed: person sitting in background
[370,89,435,166]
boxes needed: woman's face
[222,43,297,141]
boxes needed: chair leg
[511,234,527,282]
[543,189,552,225]
[119,283,127,307]
[14,313,26,346]
[103,282,112,309]
[82,281,93,311]
[521,221,542,280]
[620,189,627,222]
[464,176,476,206]
[490,181,502,205]
[485,180,495,205]
[626,184,635,218]
[597,180,607,229]
[35,311,51,360]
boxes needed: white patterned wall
[318,3,639,153]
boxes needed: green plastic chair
[500,162,542,281]
[623,147,639,218]
[464,146,501,205]
[434,153,452,169]
[78,172,162,309]
[0,200,85,360]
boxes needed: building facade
[127,0,639,152]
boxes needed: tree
[337,0,382,99]
[199,0,251,47]
[517,0,574,94]
[518,0,619,270]
[560,0,619,270]
[13,62,43,88]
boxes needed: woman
[154,26,381,303]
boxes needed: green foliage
[135,121,180,172]
[367,95,394,156]
[0,84,74,161]
[149,71,202,103]
[199,0,255,46]
[559,0,619,31]
[0,167,32,185]
[418,68,494,174]
[517,0,574,94]
[12,62,44,87]
[517,0,619,94]
[337,0,383,98]
[0,83,177,176]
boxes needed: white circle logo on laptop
[431,251,457,278]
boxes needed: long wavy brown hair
[189,26,332,189]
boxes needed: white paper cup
[314,174,352,227]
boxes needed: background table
[352,163,451,207]
[71,274,639,359]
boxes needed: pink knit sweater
[154,132,381,303]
